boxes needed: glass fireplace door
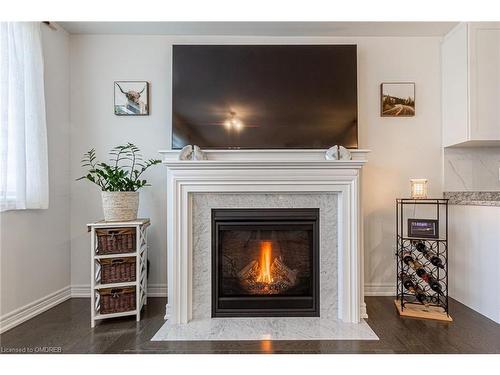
[212,208,319,317]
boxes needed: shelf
[95,310,138,320]
[94,281,137,289]
[94,246,146,259]
[95,252,137,259]
[394,300,452,322]
[87,218,150,229]
[396,198,449,205]
[398,235,447,242]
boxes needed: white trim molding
[147,284,168,297]
[70,284,93,298]
[160,149,369,324]
[0,286,71,334]
[364,283,396,296]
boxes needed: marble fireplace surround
[192,193,337,320]
[160,149,369,324]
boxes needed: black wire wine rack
[396,198,449,316]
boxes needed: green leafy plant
[77,143,161,191]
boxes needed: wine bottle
[399,272,415,290]
[402,252,425,274]
[415,264,427,278]
[414,241,445,269]
[419,273,443,295]
[429,279,444,295]
[415,289,429,305]
[415,241,426,252]
[402,252,415,266]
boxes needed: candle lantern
[410,179,428,199]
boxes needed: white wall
[69,35,443,296]
[357,38,442,294]
[0,25,71,327]
[69,36,170,294]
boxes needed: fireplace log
[237,260,259,280]
[271,257,298,286]
[237,256,299,294]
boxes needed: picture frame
[407,219,439,239]
[114,81,150,116]
[380,82,415,117]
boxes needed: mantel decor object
[178,145,207,161]
[325,145,352,160]
[77,143,161,221]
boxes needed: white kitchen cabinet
[448,205,500,324]
[442,22,500,147]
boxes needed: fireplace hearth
[212,208,320,317]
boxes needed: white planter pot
[101,191,139,221]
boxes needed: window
[0,22,49,211]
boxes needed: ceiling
[57,22,458,37]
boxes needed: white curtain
[0,22,49,211]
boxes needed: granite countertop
[443,191,500,207]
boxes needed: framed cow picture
[114,81,150,115]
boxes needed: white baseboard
[147,284,168,297]
[70,284,167,298]
[0,286,71,334]
[70,284,91,298]
[364,283,396,296]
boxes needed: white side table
[87,218,150,327]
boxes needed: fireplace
[212,208,320,317]
[161,148,368,324]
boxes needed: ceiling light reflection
[225,111,244,132]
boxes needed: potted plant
[77,143,161,221]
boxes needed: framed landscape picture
[114,81,149,116]
[380,82,415,117]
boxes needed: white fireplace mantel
[160,149,370,324]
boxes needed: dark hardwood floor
[0,297,498,354]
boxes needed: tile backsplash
[444,147,500,191]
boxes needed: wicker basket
[100,257,136,284]
[96,228,136,255]
[99,287,136,315]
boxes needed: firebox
[211,208,320,317]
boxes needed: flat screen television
[172,45,358,149]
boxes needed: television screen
[172,45,358,149]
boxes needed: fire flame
[256,241,273,283]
